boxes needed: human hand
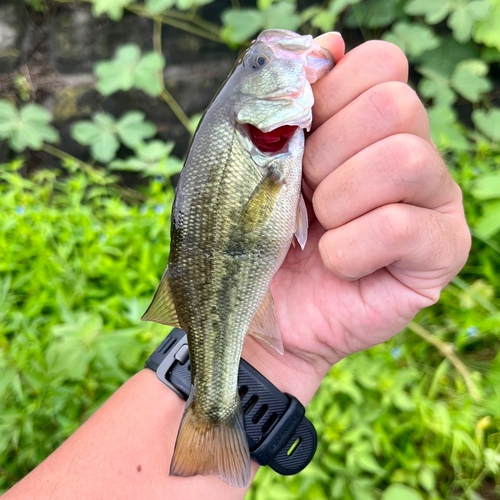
[242,33,471,404]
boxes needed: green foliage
[221,2,301,44]
[0,162,174,490]
[23,0,48,11]
[91,0,134,22]
[1,146,500,498]
[95,45,166,97]
[470,171,500,238]
[71,111,157,163]
[383,22,441,57]
[109,140,184,177]
[0,99,59,152]
[3,0,500,498]
[473,108,500,142]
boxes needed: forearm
[2,338,328,500]
[2,369,255,500]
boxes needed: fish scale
[142,29,334,488]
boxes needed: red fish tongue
[247,124,298,153]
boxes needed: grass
[0,149,499,499]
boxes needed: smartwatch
[145,328,318,475]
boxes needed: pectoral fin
[247,290,284,355]
[240,169,283,231]
[294,193,308,250]
[141,271,180,327]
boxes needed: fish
[142,29,334,488]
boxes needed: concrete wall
[0,0,236,164]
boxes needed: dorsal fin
[247,290,284,355]
[141,271,181,327]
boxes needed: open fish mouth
[244,123,298,154]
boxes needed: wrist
[241,335,334,406]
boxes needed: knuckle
[318,233,356,280]
[367,82,424,131]
[431,215,471,273]
[385,134,429,183]
[377,204,413,245]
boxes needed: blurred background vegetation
[0,0,499,498]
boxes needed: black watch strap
[145,328,317,476]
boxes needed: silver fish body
[142,30,334,488]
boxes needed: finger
[312,41,409,130]
[303,81,431,191]
[318,203,471,295]
[314,31,345,69]
[313,134,463,230]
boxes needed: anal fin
[141,271,180,327]
[295,193,308,250]
[248,290,284,355]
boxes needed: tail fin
[170,393,250,488]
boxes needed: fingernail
[315,31,342,40]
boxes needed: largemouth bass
[142,30,334,488]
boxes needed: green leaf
[6,103,59,152]
[416,37,479,79]
[481,46,500,62]
[381,484,423,500]
[95,45,165,97]
[176,0,213,9]
[221,9,263,44]
[350,0,400,29]
[419,78,456,106]
[109,140,176,173]
[95,44,141,94]
[428,105,470,151]
[311,10,337,32]
[484,448,500,474]
[257,0,275,9]
[46,337,92,382]
[392,391,416,412]
[72,111,157,163]
[133,52,166,96]
[356,453,385,475]
[448,1,490,43]
[470,174,500,200]
[474,201,500,238]
[451,60,491,102]
[472,108,500,142]
[405,0,450,24]
[473,0,500,50]
[418,467,436,492]
[72,113,119,163]
[263,2,301,31]
[71,121,102,145]
[91,0,132,21]
[145,0,176,15]
[329,0,361,16]
[116,111,156,149]
[0,99,18,139]
[382,22,441,58]
[138,140,173,161]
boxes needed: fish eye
[244,53,268,70]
